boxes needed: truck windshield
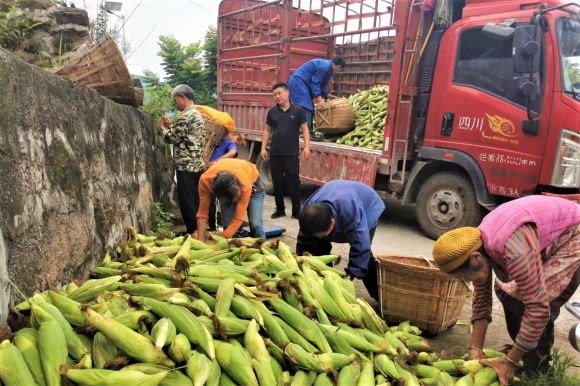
[557,18,580,95]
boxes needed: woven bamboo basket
[315,98,355,134]
[203,120,229,164]
[53,34,140,107]
[376,255,468,336]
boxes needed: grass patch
[150,202,174,238]
[520,348,580,386]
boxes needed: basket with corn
[1,226,513,385]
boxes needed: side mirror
[513,25,541,73]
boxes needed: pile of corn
[336,85,388,149]
[1,228,504,386]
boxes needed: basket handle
[419,255,435,268]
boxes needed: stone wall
[0,0,90,67]
[0,48,174,321]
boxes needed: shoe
[291,213,300,219]
[271,210,286,219]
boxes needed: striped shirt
[471,223,551,351]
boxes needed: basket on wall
[376,255,468,336]
[203,120,229,164]
[315,98,355,134]
[53,34,141,107]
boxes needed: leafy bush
[150,202,174,238]
[0,1,43,49]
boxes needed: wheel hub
[427,189,464,230]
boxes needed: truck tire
[416,171,482,240]
[255,156,275,195]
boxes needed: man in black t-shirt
[261,82,311,219]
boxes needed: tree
[139,70,175,123]
[157,28,218,107]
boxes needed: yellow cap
[432,227,482,273]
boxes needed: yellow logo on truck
[485,114,518,137]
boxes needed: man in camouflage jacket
[159,84,206,236]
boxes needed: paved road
[263,183,580,362]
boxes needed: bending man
[432,195,580,384]
[296,180,385,300]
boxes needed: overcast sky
[79,0,221,79]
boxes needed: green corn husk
[215,278,236,317]
[313,373,334,386]
[62,368,168,386]
[131,297,215,360]
[284,343,322,372]
[118,283,180,300]
[12,328,47,386]
[435,370,455,386]
[291,370,317,386]
[319,325,371,364]
[338,359,362,385]
[245,319,276,385]
[33,297,89,360]
[81,305,175,368]
[120,363,193,385]
[420,378,438,386]
[456,374,474,386]
[274,316,319,353]
[167,333,191,363]
[93,332,119,369]
[433,359,465,376]
[228,337,253,365]
[68,276,122,303]
[152,318,177,349]
[250,300,290,346]
[219,372,237,386]
[357,298,387,334]
[302,265,346,320]
[332,323,380,353]
[374,354,399,380]
[270,353,284,379]
[409,364,440,378]
[48,291,85,326]
[207,357,221,386]
[186,351,210,386]
[394,360,420,386]
[357,328,395,355]
[32,304,68,386]
[214,340,258,385]
[405,338,434,353]
[0,339,37,386]
[190,299,214,317]
[276,371,292,386]
[357,362,374,386]
[231,295,263,325]
[13,290,51,313]
[322,272,354,320]
[265,338,290,371]
[417,351,434,365]
[384,332,409,356]
[459,359,485,375]
[114,310,158,330]
[77,352,93,369]
[473,367,499,386]
[198,315,250,338]
[269,297,331,353]
[375,374,388,384]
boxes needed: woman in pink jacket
[432,195,580,384]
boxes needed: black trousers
[495,268,580,375]
[208,194,218,230]
[270,155,301,214]
[176,170,201,234]
[296,226,379,301]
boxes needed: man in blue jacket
[288,56,345,141]
[296,180,385,300]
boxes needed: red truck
[217,0,580,239]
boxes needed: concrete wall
[0,48,174,321]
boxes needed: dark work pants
[296,226,379,301]
[176,170,201,234]
[495,268,580,375]
[270,155,301,215]
[208,194,218,230]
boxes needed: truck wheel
[255,156,275,195]
[416,172,482,240]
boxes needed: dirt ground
[263,183,580,364]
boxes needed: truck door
[426,21,553,199]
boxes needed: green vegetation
[0,1,43,49]
[520,348,580,386]
[150,202,174,238]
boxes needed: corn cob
[250,299,290,346]
[277,371,292,386]
[357,298,387,334]
[265,338,290,371]
[93,267,122,278]
[357,327,395,355]
[269,297,332,353]
[93,332,119,369]
[302,264,346,320]
[375,354,400,380]
[12,328,46,386]
[394,359,420,386]
[228,337,253,365]
[33,297,89,360]
[357,362,374,386]
[408,364,441,378]
[68,276,123,303]
[113,310,158,330]
[319,326,371,364]
[331,323,379,352]
[433,359,465,376]
[215,278,236,317]
[473,367,498,386]
[131,296,215,360]
[270,352,284,379]
[120,363,193,385]
[273,316,319,353]
[214,340,258,385]
[230,295,263,324]
[284,343,322,372]
[458,359,485,375]
[313,373,334,386]
[291,370,317,386]
[206,357,221,386]
[48,290,85,326]
[119,283,181,300]
[151,318,177,349]
[0,339,37,386]
[62,367,168,386]
[435,370,455,386]
[456,374,474,386]
[13,291,51,313]
[405,338,434,353]
[82,305,175,367]
[32,303,68,386]
[301,255,345,277]
[245,319,276,385]
[338,359,362,385]
[186,351,210,386]
[420,378,438,386]
[198,315,249,338]
[219,372,237,386]
[384,331,409,356]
